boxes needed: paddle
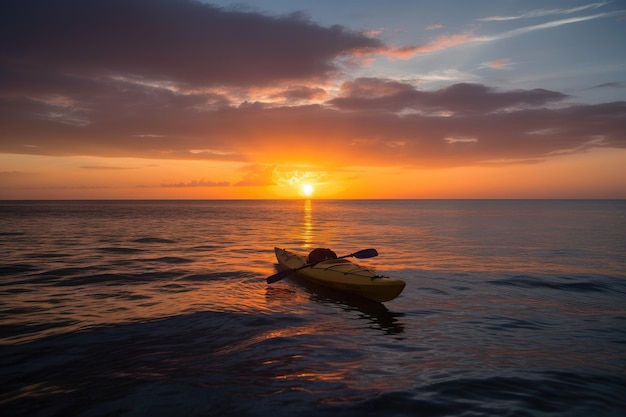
[266,248,379,284]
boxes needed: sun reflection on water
[302,199,313,249]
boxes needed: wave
[2,310,624,417]
[132,237,176,244]
[178,271,254,281]
[146,256,194,264]
[54,271,183,287]
[26,253,73,259]
[97,247,144,254]
[488,274,624,294]
[0,264,38,275]
[347,372,626,417]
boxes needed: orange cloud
[161,179,230,188]
[481,58,513,70]
[233,165,277,187]
[384,31,477,58]
[2,73,625,171]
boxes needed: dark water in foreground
[1,200,625,416]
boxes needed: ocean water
[1,199,625,417]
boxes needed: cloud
[479,2,609,21]
[386,31,476,57]
[0,0,625,171]
[475,11,626,43]
[416,69,480,83]
[329,78,568,113]
[0,171,38,177]
[273,169,329,187]
[269,86,329,104]
[481,58,513,70]
[592,82,626,89]
[49,185,111,190]
[378,6,624,59]
[80,166,136,170]
[363,28,384,37]
[241,96,625,168]
[161,179,230,188]
[0,0,384,89]
[1,71,624,170]
[234,165,277,186]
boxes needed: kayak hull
[274,247,406,302]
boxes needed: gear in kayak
[307,248,337,263]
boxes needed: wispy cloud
[387,31,476,57]
[233,165,278,187]
[0,171,38,176]
[481,58,513,70]
[475,11,626,42]
[80,165,136,170]
[162,179,230,188]
[384,6,624,58]
[592,81,626,89]
[479,2,609,21]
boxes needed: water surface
[1,200,625,416]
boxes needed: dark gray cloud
[591,82,626,89]
[329,78,569,113]
[0,0,382,88]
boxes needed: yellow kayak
[274,247,406,302]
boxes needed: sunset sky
[1,0,625,199]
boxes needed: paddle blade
[351,248,378,259]
[266,268,294,284]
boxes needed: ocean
[1,199,625,416]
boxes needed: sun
[301,183,314,197]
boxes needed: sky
[1,0,625,199]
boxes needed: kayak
[274,247,406,302]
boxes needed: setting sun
[301,183,314,197]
